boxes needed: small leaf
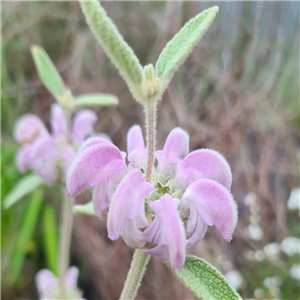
[10,189,44,283]
[73,93,119,108]
[167,255,242,300]
[156,6,219,88]
[31,45,66,98]
[43,205,58,276]
[80,0,145,101]
[3,174,44,209]
[73,201,96,217]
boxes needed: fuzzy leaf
[80,0,144,99]
[73,201,96,217]
[168,255,242,300]
[31,45,66,98]
[156,6,219,88]
[73,93,119,108]
[3,174,44,209]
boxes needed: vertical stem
[58,188,74,298]
[120,250,150,300]
[145,101,156,183]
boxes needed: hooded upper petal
[175,149,232,190]
[65,266,79,288]
[30,136,59,184]
[66,143,126,196]
[71,109,97,143]
[50,103,66,137]
[155,127,189,176]
[16,144,32,173]
[14,114,48,143]
[107,169,154,243]
[182,178,238,241]
[77,135,112,154]
[143,194,186,270]
[127,125,147,169]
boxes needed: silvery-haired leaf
[73,93,119,108]
[31,45,66,98]
[3,174,44,209]
[73,201,96,217]
[80,0,145,102]
[167,255,242,300]
[156,6,219,90]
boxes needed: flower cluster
[66,126,238,270]
[13,103,103,184]
[35,267,85,299]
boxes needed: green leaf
[31,45,66,98]
[80,0,145,102]
[73,201,96,217]
[168,255,242,300]
[3,174,44,209]
[156,6,219,88]
[73,93,119,108]
[10,189,44,283]
[43,205,58,276]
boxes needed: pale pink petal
[182,179,238,241]
[14,114,48,143]
[65,266,79,288]
[175,149,232,190]
[121,218,147,248]
[77,135,112,154]
[92,170,125,220]
[143,243,170,261]
[127,125,147,169]
[66,143,126,196]
[145,195,186,270]
[71,109,97,143]
[30,136,59,184]
[50,103,66,137]
[155,127,189,176]
[16,144,32,173]
[185,208,207,248]
[35,269,57,296]
[107,169,154,241]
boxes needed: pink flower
[66,126,238,270]
[14,104,99,184]
[35,267,85,299]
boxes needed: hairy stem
[58,188,74,298]
[120,250,150,300]
[145,101,156,183]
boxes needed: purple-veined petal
[155,127,189,176]
[182,178,238,241]
[185,208,207,248]
[14,114,48,143]
[127,125,147,169]
[77,135,112,154]
[61,146,76,181]
[107,169,154,241]
[65,266,79,288]
[16,144,32,173]
[50,103,66,137]
[71,109,97,143]
[35,269,58,296]
[66,143,126,196]
[146,194,186,270]
[92,170,125,220]
[30,136,59,184]
[175,149,232,190]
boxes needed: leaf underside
[168,255,242,300]
[156,6,219,86]
[31,45,66,98]
[73,93,119,108]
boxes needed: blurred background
[1,1,299,299]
